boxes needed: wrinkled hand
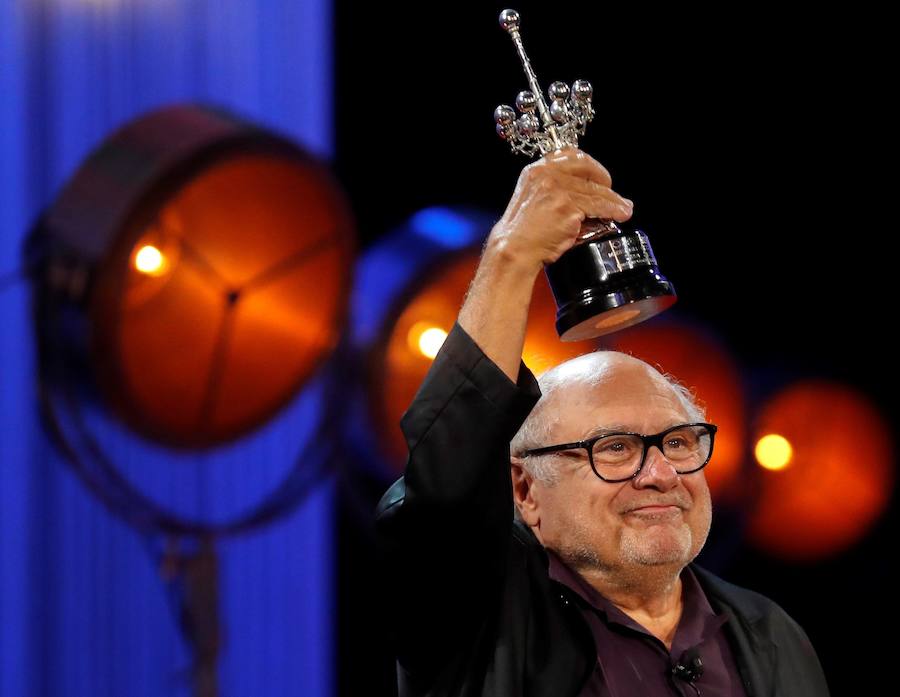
[489,147,633,271]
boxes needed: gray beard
[557,512,711,593]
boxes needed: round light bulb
[407,323,448,360]
[755,433,793,471]
[134,245,166,276]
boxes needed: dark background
[332,4,895,695]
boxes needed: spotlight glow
[134,245,166,275]
[755,433,793,471]
[748,380,893,561]
[408,323,448,359]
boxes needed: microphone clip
[671,646,704,684]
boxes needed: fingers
[514,148,633,224]
[520,158,627,205]
[543,147,612,188]
[567,191,634,223]
[552,171,631,207]
[551,169,633,222]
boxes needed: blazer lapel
[691,564,777,697]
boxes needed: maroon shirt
[548,551,749,697]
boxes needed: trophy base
[557,290,677,341]
[546,231,677,341]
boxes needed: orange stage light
[372,249,600,467]
[133,245,166,275]
[605,323,746,498]
[31,106,355,447]
[747,381,893,561]
[754,433,793,471]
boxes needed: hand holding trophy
[494,9,676,341]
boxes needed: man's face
[520,357,712,578]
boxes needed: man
[375,148,829,696]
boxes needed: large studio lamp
[607,323,747,498]
[26,104,356,697]
[748,381,893,561]
[349,206,600,472]
[28,105,355,448]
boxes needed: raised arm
[375,147,632,684]
[458,146,633,380]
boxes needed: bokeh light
[374,251,599,466]
[605,323,746,498]
[748,381,894,561]
[408,323,448,359]
[755,433,793,471]
[133,245,166,275]
[38,107,356,447]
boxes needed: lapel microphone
[671,646,704,695]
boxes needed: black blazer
[376,324,830,697]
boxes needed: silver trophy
[495,9,676,341]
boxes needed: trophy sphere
[496,123,509,140]
[550,99,568,123]
[572,79,593,101]
[549,81,570,100]
[494,105,516,125]
[499,9,520,32]
[517,113,538,136]
[515,90,537,113]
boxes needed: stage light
[350,207,602,472]
[748,381,893,561]
[409,323,448,359]
[25,106,356,687]
[28,105,355,448]
[134,245,165,275]
[754,433,793,471]
[605,323,747,498]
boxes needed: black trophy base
[546,234,677,342]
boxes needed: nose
[633,445,680,491]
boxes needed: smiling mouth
[627,505,682,515]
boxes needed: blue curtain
[0,1,335,696]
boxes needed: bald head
[511,351,705,483]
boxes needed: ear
[510,457,541,527]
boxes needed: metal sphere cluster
[493,9,594,157]
[494,77,595,157]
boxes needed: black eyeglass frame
[521,422,718,483]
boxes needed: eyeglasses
[521,423,718,483]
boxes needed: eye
[664,427,700,450]
[594,436,640,461]
[598,438,628,453]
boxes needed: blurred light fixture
[748,381,893,561]
[134,245,166,275]
[350,206,602,472]
[605,323,747,498]
[25,106,358,683]
[408,323,448,359]
[28,105,355,448]
[754,433,793,471]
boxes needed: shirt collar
[547,549,728,652]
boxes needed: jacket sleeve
[374,321,541,681]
